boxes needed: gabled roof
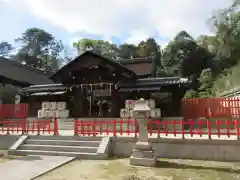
[117,57,153,76]
[51,51,137,81]
[0,57,54,86]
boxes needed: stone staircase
[9,135,109,159]
[58,118,75,130]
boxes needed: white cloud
[1,0,233,45]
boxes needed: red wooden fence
[74,118,240,138]
[182,98,240,118]
[0,118,58,135]
[0,104,28,118]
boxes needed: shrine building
[19,51,190,118]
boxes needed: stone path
[0,155,75,180]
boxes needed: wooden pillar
[111,87,120,117]
[72,87,84,117]
[111,87,116,117]
[171,87,183,117]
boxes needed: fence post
[53,117,59,135]
[181,119,185,140]
[207,119,211,140]
[235,119,239,140]
[74,119,78,136]
[37,120,40,135]
[22,118,27,134]
[113,119,117,137]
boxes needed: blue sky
[0,0,233,56]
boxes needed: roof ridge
[0,57,51,76]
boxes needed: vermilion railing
[0,104,28,118]
[0,118,58,135]
[182,98,240,118]
[74,119,240,138]
[74,119,137,136]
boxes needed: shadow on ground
[156,160,240,173]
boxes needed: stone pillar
[129,98,156,167]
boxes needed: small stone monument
[129,98,156,167]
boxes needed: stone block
[130,156,156,167]
[38,110,46,118]
[132,149,155,159]
[41,102,50,110]
[57,102,67,110]
[49,102,57,110]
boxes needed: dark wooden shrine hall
[20,51,191,118]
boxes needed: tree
[151,49,162,77]
[136,38,159,57]
[118,43,137,59]
[197,69,213,97]
[0,42,13,57]
[14,28,64,72]
[210,1,240,69]
[73,38,119,60]
[162,30,213,77]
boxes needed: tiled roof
[20,84,69,94]
[0,57,54,85]
[117,77,190,92]
[51,51,137,81]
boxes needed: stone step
[58,126,74,129]
[58,118,75,122]
[28,135,102,141]
[11,150,107,159]
[58,125,74,130]
[19,144,98,153]
[25,139,100,147]
[59,124,74,127]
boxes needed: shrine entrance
[73,82,116,117]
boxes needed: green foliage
[2,0,239,98]
[72,37,160,60]
[73,38,119,60]
[14,28,64,72]
[0,42,13,57]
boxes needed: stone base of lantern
[130,141,156,167]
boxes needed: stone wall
[110,137,240,161]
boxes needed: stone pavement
[0,155,75,180]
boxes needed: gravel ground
[35,158,240,180]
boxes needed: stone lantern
[130,98,156,167]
